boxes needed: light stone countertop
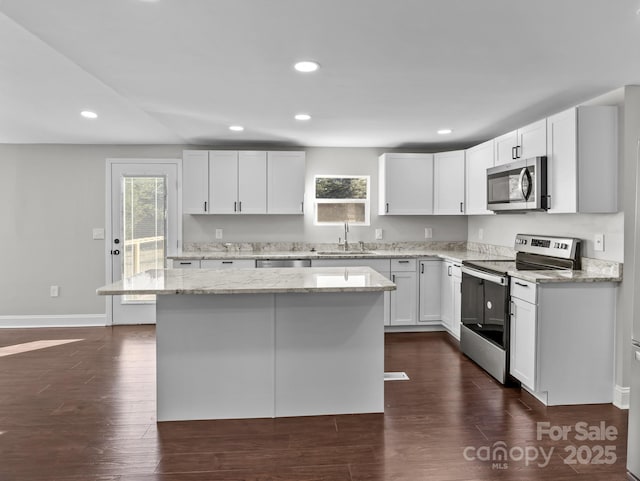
[97,266,397,296]
[509,269,620,283]
[169,248,514,263]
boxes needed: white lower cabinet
[390,259,418,326]
[441,261,461,339]
[510,294,537,390]
[311,258,392,326]
[171,259,201,268]
[418,259,441,324]
[508,277,617,405]
[201,259,255,269]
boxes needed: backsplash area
[468,212,624,262]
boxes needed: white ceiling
[1,0,639,148]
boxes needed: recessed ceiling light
[295,114,311,121]
[437,128,453,135]
[80,110,98,119]
[229,125,244,132]
[294,61,320,73]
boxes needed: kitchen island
[97,267,395,421]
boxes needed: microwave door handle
[518,167,532,201]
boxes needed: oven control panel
[514,234,580,259]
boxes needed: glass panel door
[122,176,167,303]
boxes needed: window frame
[313,174,371,226]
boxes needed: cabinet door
[418,260,441,323]
[465,140,494,215]
[238,151,267,214]
[440,262,454,330]
[182,150,209,214]
[519,119,547,160]
[494,130,518,166]
[379,153,433,214]
[510,297,537,389]
[546,108,577,213]
[390,270,417,325]
[267,151,305,214]
[433,151,465,215]
[209,150,239,214]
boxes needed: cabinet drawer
[173,260,201,268]
[391,259,416,272]
[201,259,255,269]
[510,278,537,303]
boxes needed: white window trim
[313,174,371,226]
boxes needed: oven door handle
[461,266,507,286]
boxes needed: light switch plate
[424,227,433,239]
[375,228,383,240]
[594,233,604,252]
[50,285,59,297]
[215,229,223,239]
[92,228,105,240]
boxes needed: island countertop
[97,266,397,295]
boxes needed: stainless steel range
[460,234,581,384]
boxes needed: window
[314,175,370,225]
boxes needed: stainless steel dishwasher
[255,259,311,268]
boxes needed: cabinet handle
[204,201,207,212]
[222,261,233,264]
[515,281,529,287]
[448,266,452,276]
[516,145,522,159]
[301,201,304,213]
[546,194,551,210]
[234,201,237,212]
[511,146,516,160]
[421,263,424,274]
[386,203,389,213]
[459,202,463,213]
[179,262,192,265]
[392,274,396,282]
[398,260,410,263]
[238,201,242,212]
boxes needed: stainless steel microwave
[487,156,548,212]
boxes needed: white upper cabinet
[182,150,210,214]
[209,150,242,214]
[236,151,267,214]
[433,150,465,215]
[267,151,305,214]
[494,119,547,166]
[379,153,434,215]
[464,139,494,215]
[546,106,618,214]
[184,150,305,215]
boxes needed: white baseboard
[0,314,107,329]
[613,385,630,410]
[385,324,446,333]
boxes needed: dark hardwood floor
[0,327,631,480]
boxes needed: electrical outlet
[594,233,605,252]
[50,285,59,297]
[375,228,383,240]
[478,228,484,240]
[215,229,223,239]
[424,227,433,239]
[92,228,105,240]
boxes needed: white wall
[184,147,468,244]
[0,144,184,316]
[468,212,624,261]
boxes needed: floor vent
[384,372,410,381]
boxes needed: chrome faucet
[343,222,349,251]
